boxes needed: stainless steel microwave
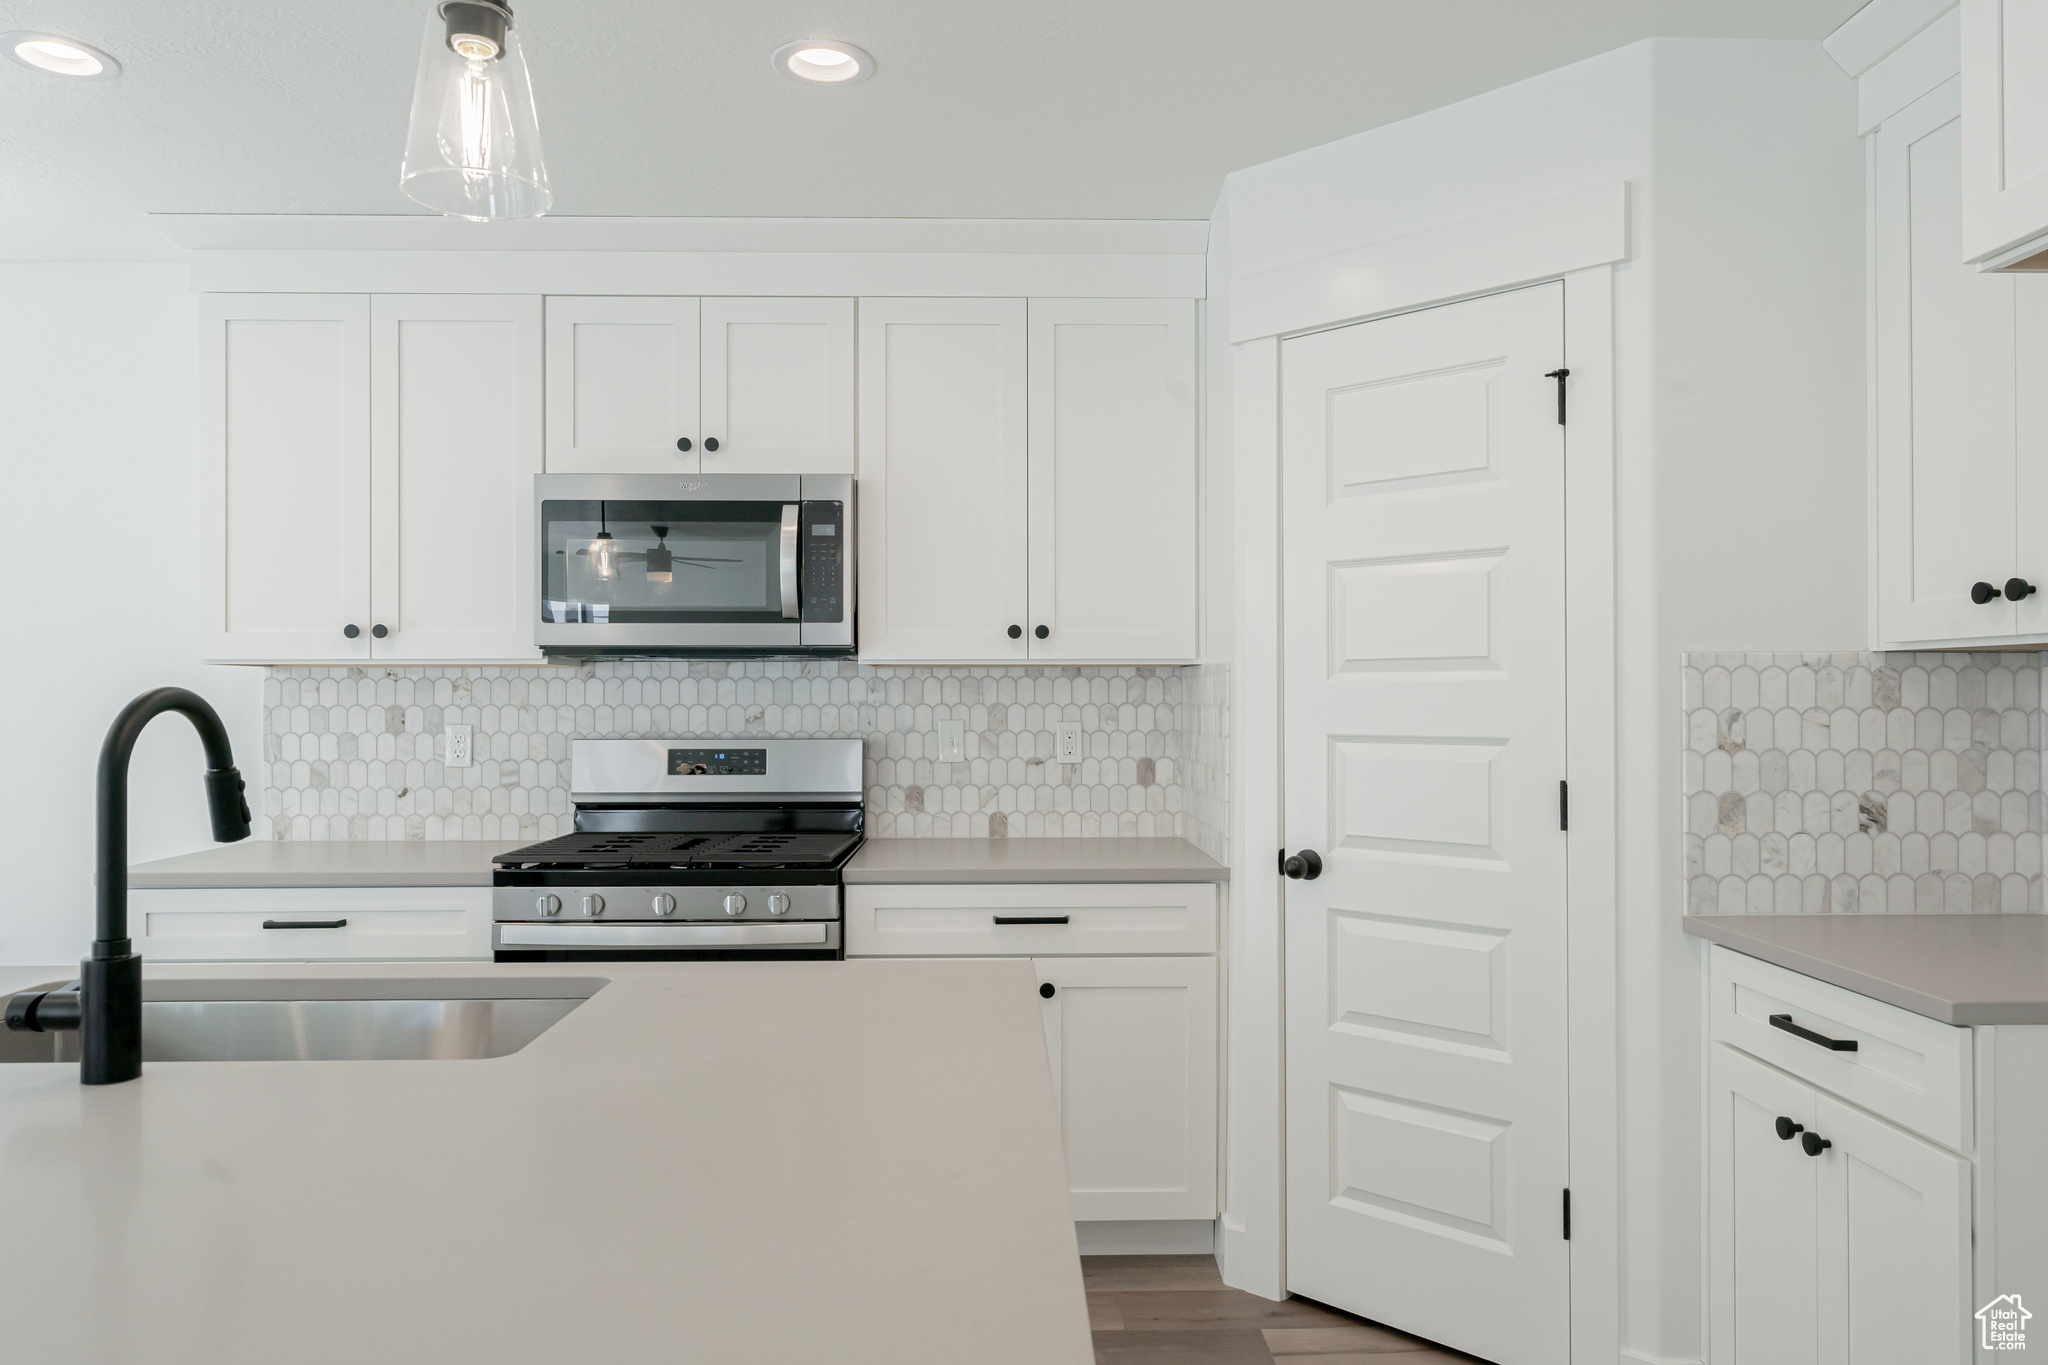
[534,473,853,659]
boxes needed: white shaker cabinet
[1709,1044,1822,1365]
[700,297,855,474]
[543,296,700,472]
[1962,0,2048,265]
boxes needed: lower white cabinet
[133,887,493,962]
[847,881,1220,1222]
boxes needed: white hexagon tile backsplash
[1683,652,2045,915]
[261,659,1230,858]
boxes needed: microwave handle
[779,504,800,619]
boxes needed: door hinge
[1559,780,1569,831]
[1544,367,1570,425]
[1562,1188,1571,1240]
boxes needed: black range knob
[371,624,388,639]
[1281,849,1323,881]
[704,437,720,452]
[676,437,692,452]
[1034,625,1049,639]
[1008,625,1022,639]
[1038,982,1055,999]
[1973,581,2001,604]
[1774,1116,1804,1141]
[343,624,360,639]
[1800,1130,1831,1157]
[2007,578,2038,601]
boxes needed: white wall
[0,265,263,966]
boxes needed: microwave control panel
[800,501,844,623]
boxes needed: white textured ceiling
[1,0,1867,261]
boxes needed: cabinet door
[1709,1044,1821,1365]
[200,294,371,662]
[1814,1094,1971,1365]
[857,298,1028,660]
[1876,79,2020,645]
[1962,0,2048,264]
[700,298,854,474]
[369,295,543,661]
[544,296,699,472]
[1032,955,1217,1222]
[1027,299,1198,661]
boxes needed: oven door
[534,474,851,656]
[493,920,843,962]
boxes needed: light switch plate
[445,724,473,768]
[939,719,964,763]
[1056,723,1082,761]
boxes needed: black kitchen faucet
[3,688,250,1083]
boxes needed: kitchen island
[0,958,1091,1365]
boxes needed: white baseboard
[1075,1219,1217,1255]
[1619,1349,1704,1365]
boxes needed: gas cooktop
[493,829,863,871]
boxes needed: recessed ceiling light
[772,39,873,86]
[3,31,120,79]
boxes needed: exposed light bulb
[400,1,550,221]
[589,531,618,581]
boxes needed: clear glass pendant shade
[399,2,551,221]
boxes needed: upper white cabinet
[1873,79,2048,646]
[1962,0,2048,264]
[858,296,1199,663]
[544,296,853,475]
[201,293,542,663]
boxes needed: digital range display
[667,748,768,776]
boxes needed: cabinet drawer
[134,887,492,962]
[1708,945,1972,1152]
[846,883,1216,957]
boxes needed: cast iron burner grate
[494,830,859,870]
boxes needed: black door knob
[371,624,388,639]
[1800,1131,1831,1157]
[1034,625,1049,639]
[1774,1116,1804,1141]
[676,437,692,452]
[1281,849,1323,880]
[1973,581,2001,604]
[343,624,360,639]
[1038,982,1055,999]
[1008,625,1022,639]
[2007,578,2038,601]
[704,437,720,452]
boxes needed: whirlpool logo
[678,481,706,493]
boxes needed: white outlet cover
[939,719,965,763]
[445,724,473,768]
[1056,723,1082,761]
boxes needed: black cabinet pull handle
[1008,625,1023,639]
[1281,849,1323,880]
[1774,1116,1805,1141]
[2007,578,2038,601]
[1800,1131,1832,1157]
[1034,624,1049,639]
[1972,581,2002,604]
[1769,1012,1857,1051]
[676,437,692,452]
[704,437,720,452]
[994,915,1069,925]
[262,919,348,930]
[1039,981,1056,999]
[371,624,388,639]
[343,624,360,639]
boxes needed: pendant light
[399,1,551,221]
[588,503,618,581]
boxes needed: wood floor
[1084,1256,1482,1365]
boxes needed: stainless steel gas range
[490,738,863,961]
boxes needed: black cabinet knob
[1034,625,1049,639]
[371,624,388,639]
[1973,581,2001,604]
[343,624,360,639]
[1281,849,1323,881]
[704,437,720,452]
[1800,1131,1831,1157]
[676,437,692,452]
[1038,982,1055,999]
[2007,578,2038,601]
[1774,1116,1804,1141]
[1008,624,1022,639]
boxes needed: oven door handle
[780,504,801,620]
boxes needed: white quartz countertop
[0,959,1091,1365]
[1684,913,2048,1025]
[129,840,519,887]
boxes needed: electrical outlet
[1056,723,1082,761]
[939,719,965,763]
[445,724,473,768]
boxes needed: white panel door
[1876,80,2021,645]
[1033,955,1217,1222]
[544,296,699,472]
[857,298,1028,660]
[1814,1093,1971,1365]
[369,295,542,661]
[1026,299,1197,661]
[700,297,855,474]
[1282,283,1569,1365]
[1962,0,2048,263]
[200,293,371,662]
[1709,1044,1822,1365]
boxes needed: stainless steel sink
[0,976,604,1064]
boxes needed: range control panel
[800,500,844,623]
[667,748,767,776]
